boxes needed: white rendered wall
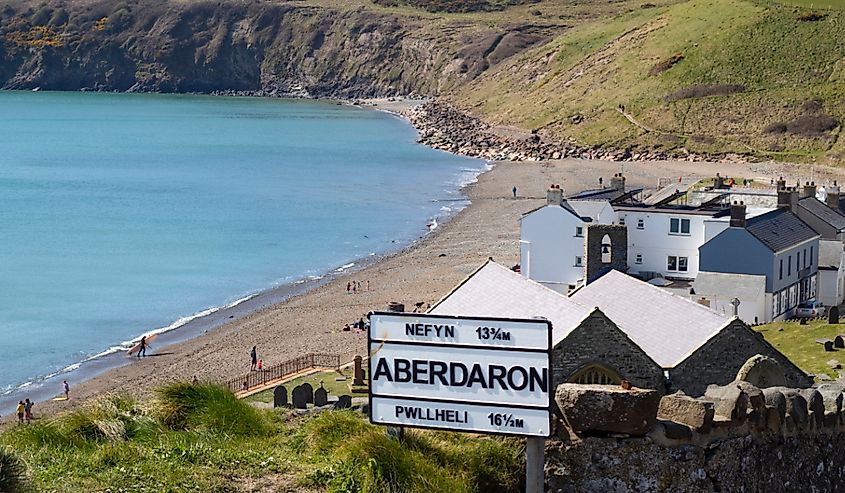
[520,206,586,293]
[622,211,727,279]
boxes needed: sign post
[368,312,552,489]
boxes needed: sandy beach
[11,100,845,422]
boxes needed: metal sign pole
[525,437,544,493]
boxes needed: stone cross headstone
[291,385,309,409]
[302,383,314,404]
[314,387,328,407]
[830,306,840,324]
[353,355,365,386]
[334,395,352,409]
[273,385,288,408]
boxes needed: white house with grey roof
[430,260,810,396]
[519,185,617,294]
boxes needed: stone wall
[670,320,812,396]
[548,381,845,492]
[552,310,664,391]
[584,225,628,285]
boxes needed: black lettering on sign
[373,357,548,392]
[404,323,457,338]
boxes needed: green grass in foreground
[756,319,845,380]
[1,383,522,493]
[245,370,353,405]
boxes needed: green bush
[152,382,267,435]
[0,447,29,493]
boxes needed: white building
[519,185,616,294]
[618,204,770,280]
[817,239,845,308]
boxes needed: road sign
[368,312,552,437]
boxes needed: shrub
[666,84,745,101]
[797,11,825,21]
[763,122,787,134]
[152,382,266,435]
[0,447,28,493]
[57,394,149,442]
[786,114,838,137]
[649,52,684,76]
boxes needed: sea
[0,91,486,406]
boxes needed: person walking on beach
[250,346,258,371]
[63,380,70,400]
[346,281,351,294]
[512,186,517,198]
[16,401,25,424]
[24,398,33,424]
[137,335,147,358]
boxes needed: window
[804,248,808,269]
[619,217,626,226]
[669,218,691,235]
[797,251,801,270]
[667,256,689,272]
[788,255,792,276]
[637,218,644,229]
[575,256,583,267]
[569,364,622,385]
[779,259,783,280]
[810,246,814,266]
[575,226,583,237]
[635,254,643,265]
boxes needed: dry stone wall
[548,381,845,492]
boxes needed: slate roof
[570,270,732,368]
[569,187,643,201]
[744,208,819,252]
[429,261,593,343]
[568,200,611,223]
[798,197,845,232]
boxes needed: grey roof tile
[798,197,845,232]
[745,208,819,252]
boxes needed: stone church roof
[570,270,733,367]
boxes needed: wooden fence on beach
[225,353,343,394]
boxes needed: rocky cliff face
[0,0,558,97]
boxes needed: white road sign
[368,312,552,437]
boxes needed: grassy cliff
[452,0,845,162]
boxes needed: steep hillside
[0,0,651,97]
[452,0,845,163]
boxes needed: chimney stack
[802,181,817,199]
[547,184,564,205]
[827,181,840,209]
[610,173,626,192]
[730,201,747,228]
[776,176,787,191]
[778,187,799,211]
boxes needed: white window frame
[575,226,583,237]
[575,256,583,267]
[637,218,644,230]
[667,255,678,271]
[678,256,689,272]
[635,254,643,265]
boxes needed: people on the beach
[367,280,370,291]
[241,381,248,391]
[191,375,199,384]
[16,401,25,424]
[137,335,147,358]
[63,380,70,399]
[24,398,33,424]
[343,323,351,332]
[250,346,258,371]
[512,185,517,198]
[346,281,351,294]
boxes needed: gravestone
[830,306,840,324]
[817,339,835,352]
[291,385,309,409]
[273,385,288,408]
[302,383,314,404]
[353,355,365,386]
[334,395,352,409]
[835,335,845,349]
[314,387,328,407]
[736,354,788,388]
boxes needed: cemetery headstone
[302,383,314,404]
[334,395,352,409]
[835,335,845,349]
[273,385,288,408]
[353,355,365,386]
[830,306,840,324]
[292,385,309,409]
[314,387,328,407]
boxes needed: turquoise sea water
[0,91,485,394]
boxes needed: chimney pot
[730,201,747,228]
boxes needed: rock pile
[409,101,724,163]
